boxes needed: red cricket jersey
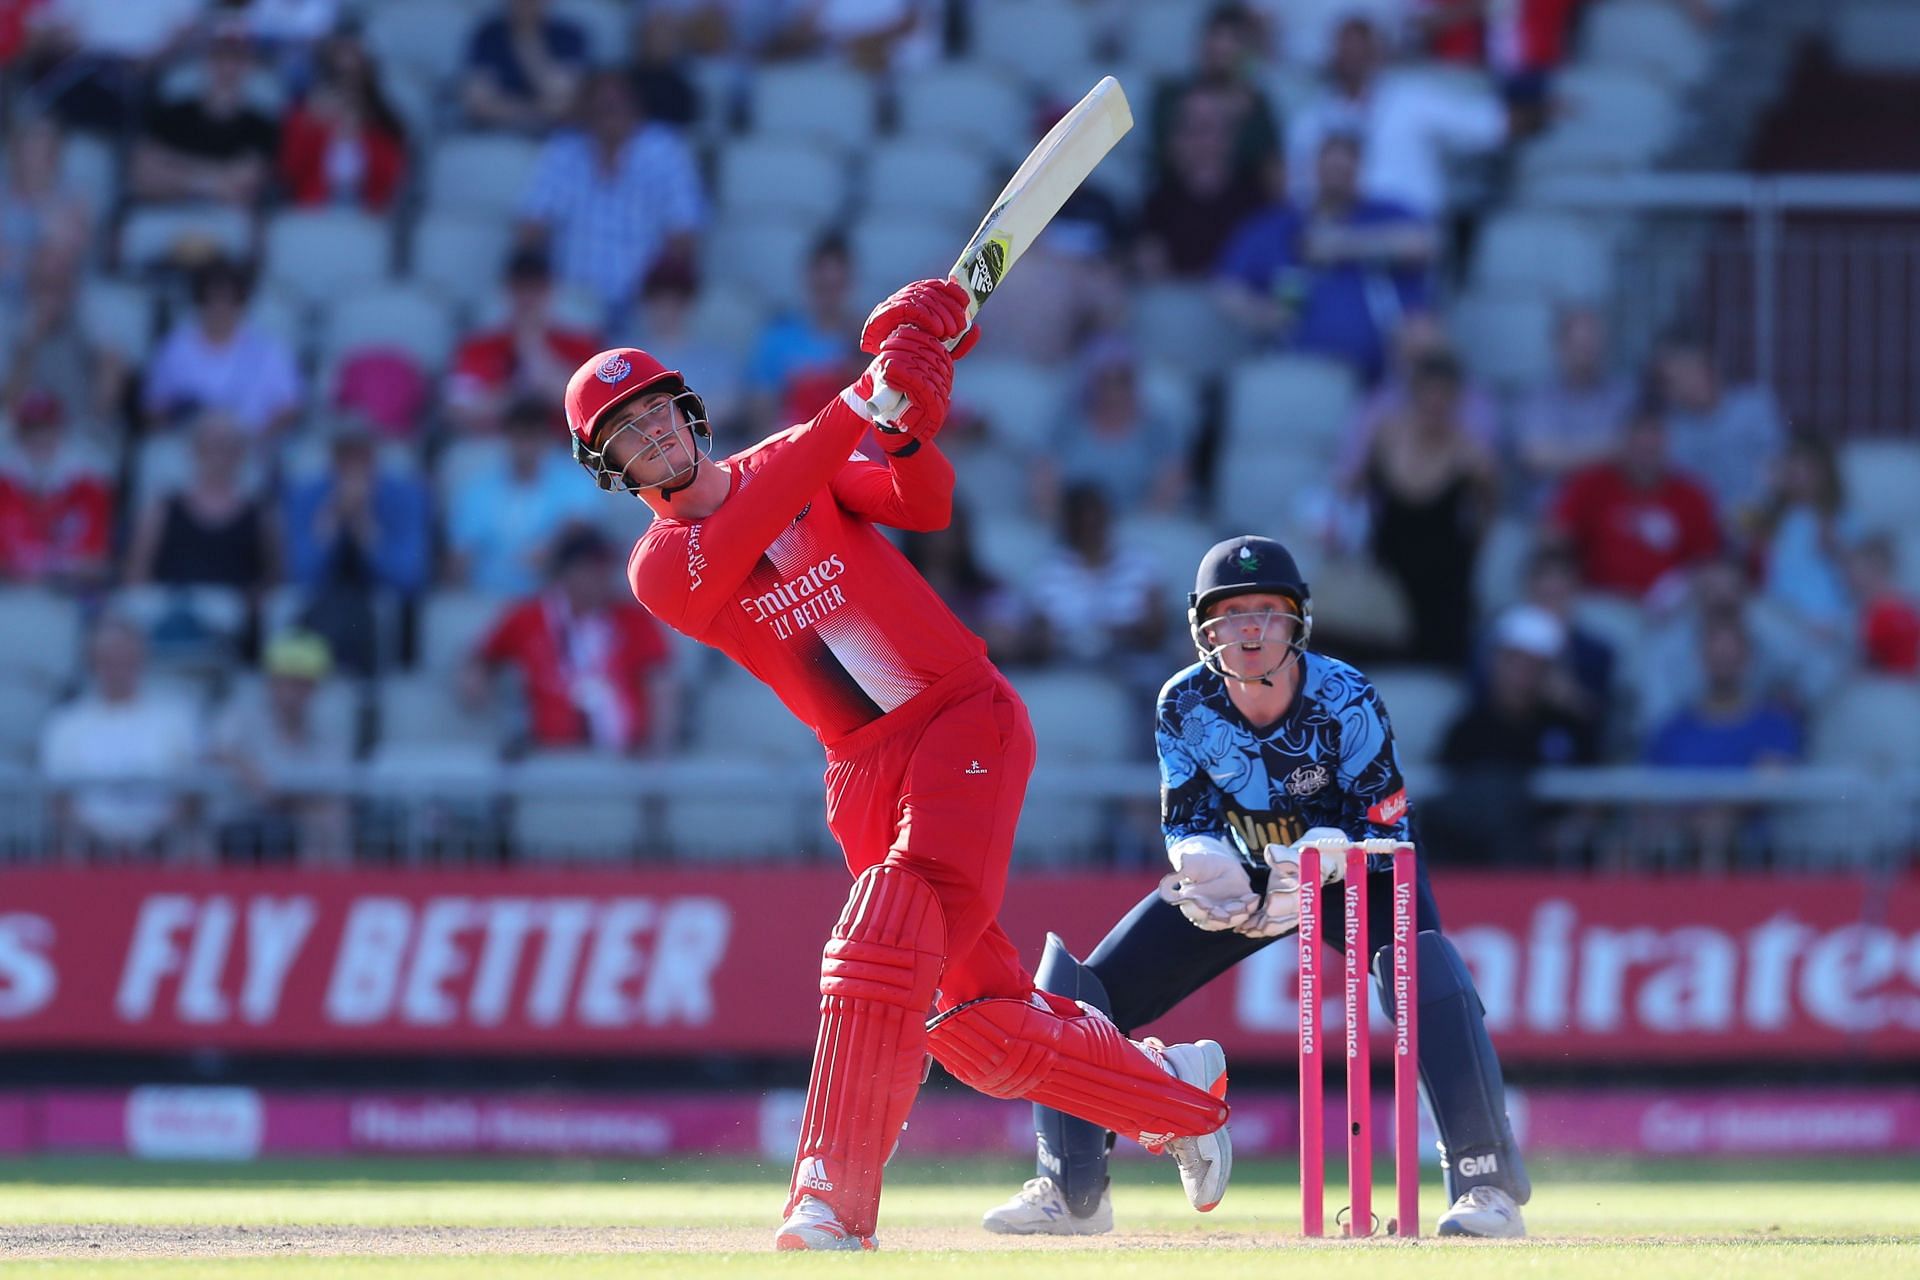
[628,392,986,745]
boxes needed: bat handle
[866,371,911,434]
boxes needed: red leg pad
[925,993,1229,1146]
[785,864,946,1236]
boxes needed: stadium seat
[1223,354,1358,460]
[1539,67,1679,168]
[861,140,996,224]
[409,213,515,313]
[1010,670,1134,859]
[1116,514,1218,602]
[896,62,1034,159]
[78,278,156,363]
[115,584,250,669]
[552,0,628,61]
[746,62,879,150]
[420,591,508,676]
[1814,677,1920,775]
[1131,283,1252,378]
[1581,0,1711,87]
[510,750,645,860]
[688,284,766,352]
[364,0,474,85]
[971,0,1096,86]
[319,285,457,375]
[1835,3,1920,72]
[0,675,57,764]
[690,667,824,764]
[949,357,1067,454]
[0,590,83,689]
[1447,291,1557,389]
[374,673,505,750]
[220,673,361,758]
[60,132,118,220]
[851,213,968,306]
[1213,446,1311,543]
[117,205,253,270]
[264,210,392,305]
[1471,211,1613,304]
[424,133,544,222]
[433,437,508,514]
[972,514,1054,593]
[1120,0,1211,77]
[1473,516,1539,619]
[1292,552,1413,650]
[705,214,820,310]
[1840,441,1920,536]
[715,137,848,222]
[1365,668,1466,767]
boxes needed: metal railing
[1529,174,1920,433]
[2,760,1914,873]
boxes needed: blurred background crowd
[0,0,1916,872]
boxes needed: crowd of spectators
[0,0,1897,870]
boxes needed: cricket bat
[867,75,1134,426]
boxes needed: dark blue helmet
[1188,536,1313,682]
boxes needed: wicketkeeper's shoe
[773,1195,878,1251]
[1435,1185,1526,1238]
[1142,1037,1232,1212]
[981,1176,1114,1236]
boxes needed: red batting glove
[853,325,955,455]
[860,278,981,360]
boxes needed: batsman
[562,279,1231,1251]
[983,536,1531,1239]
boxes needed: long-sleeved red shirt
[628,392,986,746]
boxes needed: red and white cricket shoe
[774,1195,878,1251]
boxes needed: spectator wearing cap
[446,246,604,437]
[1549,401,1720,600]
[1358,349,1499,668]
[1217,129,1434,382]
[1036,338,1189,522]
[210,629,355,860]
[445,395,602,597]
[129,24,280,207]
[516,69,705,326]
[282,419,432,673]
[40,614,203,854]
[1433,603,1598,866]
[460,0,591,133]
[276,24,408,211]
[126,412,276,592]
[746,232,860,435]
[462,524,678,754]
[0,389,112,587]
[143,256,303,437]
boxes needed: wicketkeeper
[563,279,1232,1251]
[983,535,1532,1238]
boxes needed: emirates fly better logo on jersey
[740,556,849,639]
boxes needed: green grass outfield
[0,1155,1916,1278]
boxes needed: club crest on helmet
[595,354,633,384]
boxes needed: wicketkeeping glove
[1234,827,1353,938]
[1157,834,1261,932]
[860,278,981,360]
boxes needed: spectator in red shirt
[445,245,602,435]
[0,388,110,586]
[1849,532,1920,676]
[276,26,408,211]
[1550,401,1720,599]
[462,524,678,754]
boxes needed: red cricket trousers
[821,656,1035,1008]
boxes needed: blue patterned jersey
[1156,652,1413,869]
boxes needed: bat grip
[866,371,910,434]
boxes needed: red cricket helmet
[563,347,710,495]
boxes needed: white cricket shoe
[1435,1185,1526,1238]
[981,1176,1114,1235]
[774,1195,877,1251]
[1145,1038,1233,1212]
